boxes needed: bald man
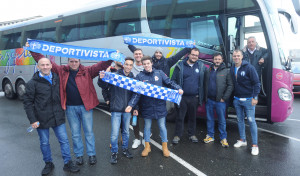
[23,58,80,175]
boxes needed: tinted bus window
[109,1,141,36]
[0,31,22,50]
[59,15,79,42]
[147,0,224,61]
[79,8,110,40]
[25,20,57,42]
[226,0,257,13]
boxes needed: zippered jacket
[204,63,233,102]
[98,69,135,112]
[230,60,261,98]
[128,68,181,119]
[23,72,65,129]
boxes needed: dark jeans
[133,114,141,139]
[174,95,199,137]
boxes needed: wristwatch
[253,96,258,100]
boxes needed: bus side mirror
[278,8,299,34]
[292,0,300,16]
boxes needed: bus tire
[16,80,26,101]
[4,80,16,99]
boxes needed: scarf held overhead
[101,72,182,105]
[123,35,195,48]
[24,39,125,63]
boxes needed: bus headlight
[278,88,292,101]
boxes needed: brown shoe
[141,142,151,157]
[162,142,170,157]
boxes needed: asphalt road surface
[1,92,300,176]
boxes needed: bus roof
[0,0,134,32]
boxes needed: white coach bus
[0,0,299,123]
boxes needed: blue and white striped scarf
[101,72,182,105]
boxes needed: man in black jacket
[99,57,137,164]
[203,53,233,147]
[23,58,79,175]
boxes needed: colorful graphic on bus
[0,48,36,66]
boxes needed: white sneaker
[233,140,247,148]
[251,146,259,155]
[132,139,141,149]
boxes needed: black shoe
[41,162,54,175]
[122,148,133,158]
[89,155,97,165]
[110,153,118,164]
[63,160,80,173]
[76,156,83,165]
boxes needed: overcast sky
[0,0,97,22]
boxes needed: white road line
[257,127,300,142]
[228,119,300,142]
[95,107,206,176]
[287,118,300,122]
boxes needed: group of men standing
[23,36,267,175]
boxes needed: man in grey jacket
[242,36,268,81]
[203,53,233,147]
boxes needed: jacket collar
[152,55,166,63]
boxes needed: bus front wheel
[4,80,16,99]
[16,80,26,101]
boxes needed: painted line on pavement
[287,119,300,122]
[228,119,300,142]
[95,107,206,176]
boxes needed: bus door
[187,16,225,117]
[226,14,271,122]
[188,16,224,64]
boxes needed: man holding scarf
[27,42,112,165]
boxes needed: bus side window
[0,31,22,50]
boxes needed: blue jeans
[110,112,131,153]
[66,105,96,157]
[144,117,168,143]
[206,98,227,140]
[37,123,71,164]
[233,99,258,145]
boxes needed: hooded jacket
[230,60,261,98]
[23,72,65,129]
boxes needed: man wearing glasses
[171,48,208,144]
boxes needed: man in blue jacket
[98,57,137,164]
[125,56,183,157]
[230,49,261,156]
[171,48,208,144]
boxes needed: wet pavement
[1,92,300,176]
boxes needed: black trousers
[174,95,199,137]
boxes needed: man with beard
[171,48,208,144]
[203,53,233,147]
